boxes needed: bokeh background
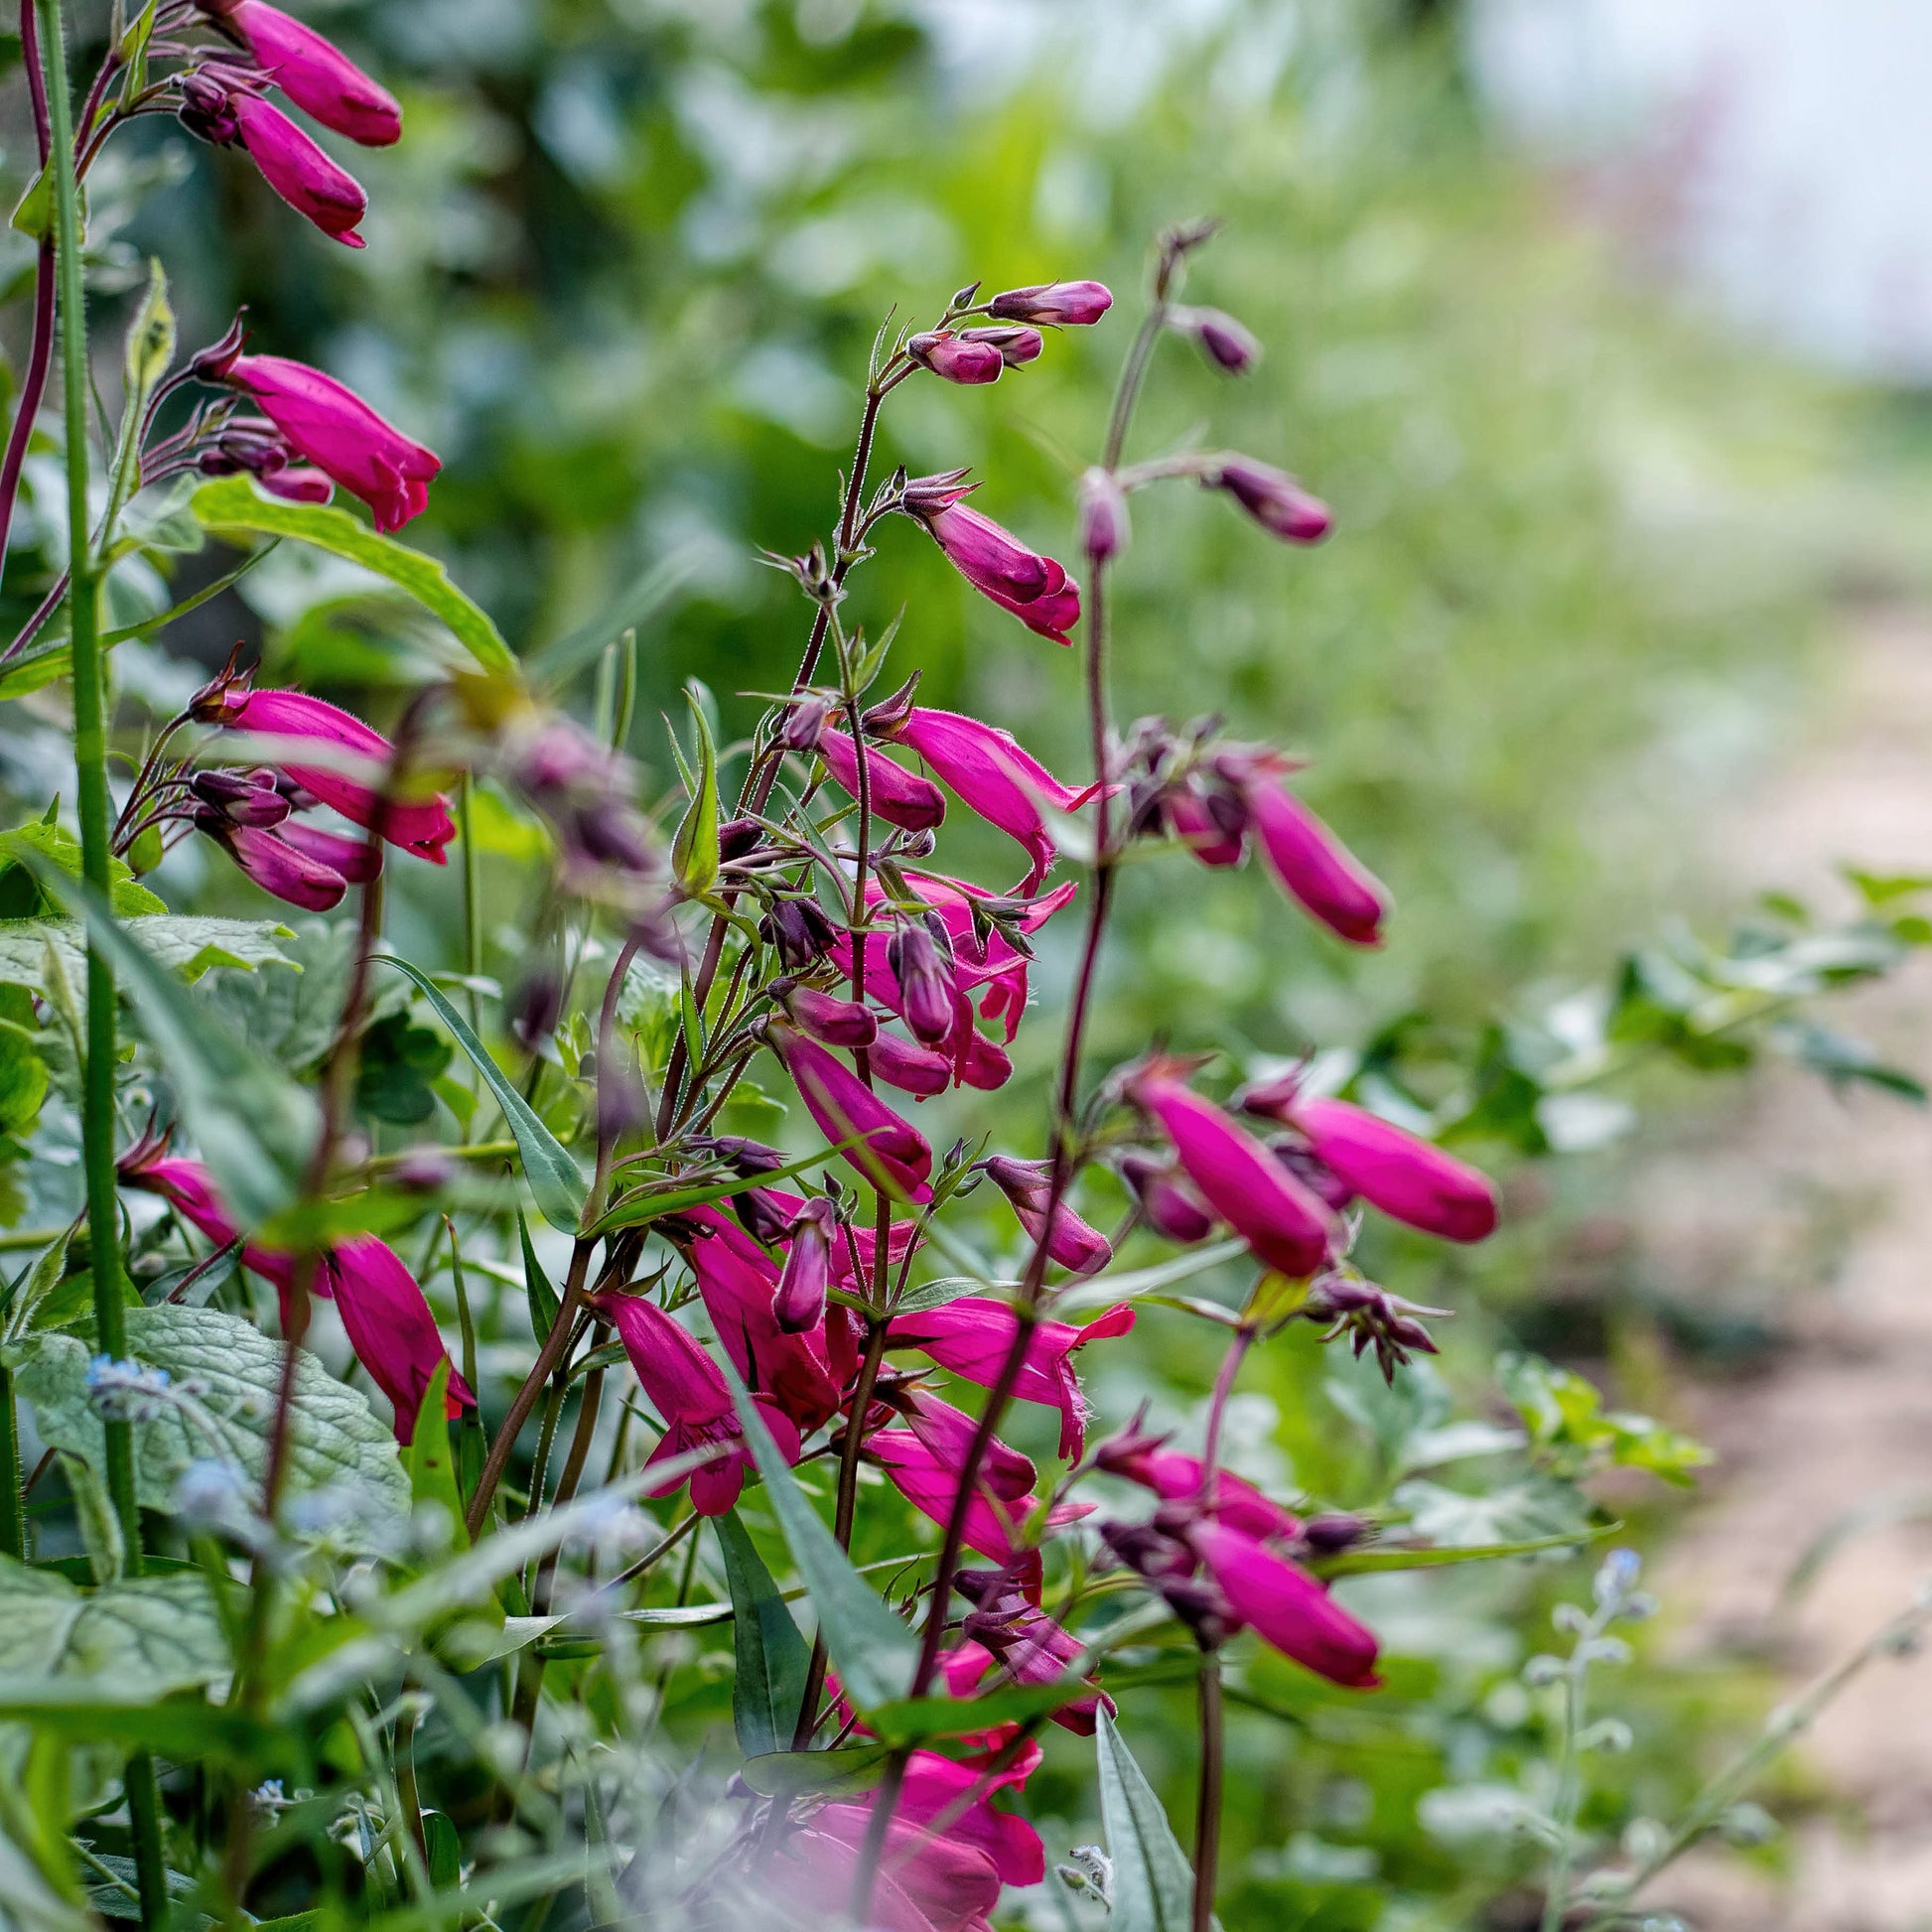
[15,1,1932,1925]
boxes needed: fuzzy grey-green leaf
[0,1555,227,1693]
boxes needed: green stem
[0,1364,21,1559]
[42,2,167,1920]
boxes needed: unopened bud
[1173,305,1261,375]
[1078,468,1130,563]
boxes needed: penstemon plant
[2,9,1930,1932]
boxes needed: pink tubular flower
[981,1156,1112,1276]
[1165,785,1247,868]
[774,1197,838,1332]
[886,1298,1135,1461]
[214,1,403,145]
[764,1021,933,1203]
[198,817,348,910]
[1134,1069,1338,1278]
[1206,457,1332,543]
[194,683,455,863]
[214,353,441,532]
[786,1802,1003,1932]
[893,1745,1045,1887]
[987,280,1113,326]
[868,1032,954,1099]
[1117,1152,1216,1244]
[1195,1521,1381,1689]
[886,708,1090,894]
[1289,1097,1498,1243]
[816,728,947,833]
[908,487,1081,645]
[957,1573,1114,1734]
[1095,1435,1302,1543]
[907,330,1005,385]
[1245,781,1388,947]
[230,90,367,245]
[958,324,1042,367]
[780,984,878,1050]
[597,1291,798,1516]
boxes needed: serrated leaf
[380,956,586,1233]
[0,916,297,1007]
[191,476,514,676]
[6,1306,409,1546]
[0,1554,226,1693]
[0,823,164,917]
[717,1509,811,1758]
[1097,1706,1220,1932]
[726,1364,917,1712]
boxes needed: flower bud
[1078,468,1130,563]
[1301,1513,1369,1554]
[717,816,764,864]
[760,895,839,969]
[867,1032,953,1098]
[982,1155,1112,1276]
[778,694,835,753]
[886,919,956,1045]
[693,1135,788,1177]
[781,983,879,1049]
[733,1185,791,1248]
[1205,457,1331,544]
[1164,783,1247,867]
[958,324,1044,367]
[1267,1139,1355,1212]
[987,281,1114,326]
[1173,305,1261,375]
[860,674,922,739]
[775,1197,838,1331]
[189,767,290,828]
[906,330,1006,385]
[1117,1152,1216,1244]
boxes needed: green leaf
[6,1306,409,1546]
[0,822,163,917]
[0,1554,227,1693]
[0,1026,47,1138]
[671,684,720,898]
[717,1509,811,1758]
[586,1140,860,1237]
[190,476,514,677]
[725,1363,918,1712]
[1390,1475,1595,1549]
[354,1009,454,1126]
[737,1743,892,1800]
[407,1360,468,1553]
[518,1208,559,1343]
[0,1679,283,1760]
[0,915,298,1014]
[380,956,587,1232]
[1097,1706,1220,1932]
[1313,1525,1614,1578]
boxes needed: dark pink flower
[194,683,455,863]
[1195,1521,1381,1688]
[956,1027,1013,1092]
[276,818,382,884]
[785,1803,1003,1932]
[868,1032,954,1099]
[886,1298,1135,1460]
[774,1197,838,1333]
[1133,1069,1337,1278]
[1095,1437,1302,1543]
[911,497,1081,646]
[906,330,1005,385]
[1165,784,1247,867]
[230,91,368,247]
[957,324,1043,367]
[816,728,948,833]
[987,280,1113,326]
[887,708,1090,894]
[981,1156,1112,1276]
[1245,781,1388,946]
[870,1429,1052,1565]
[214,353,441,532]
[765,1021,933,1204]
[893,1745,1045,1887]
[886,920,956,1044]
[956,1572,1114,1734]
[780,984,878,1049]
[1176,306,1261,374]
[597,1291,799,1516]
[216,0,402,145]
[1117,1152,1216,1244]
[199,816,348,909]
[1289,1097,1498,1243]
[1207,456,1331,543]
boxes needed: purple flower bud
[781,983,879,1049]
[189,767,291,828]
[733,1185,791,1248]
[860,674,922,738]
[507,968,563,1052]
[958,324,1044,367]
[1302,1513,1370,1555]
[1174,305,1262,374]
[1267,1139,1356,1212]
[1205,458,1332,544]
[1117,1152,1216,1244]
[760,895,839,969]
[778,694,835,753]
[987,281,1114,327]
[693,1136,788,1177]
[982,1155,1113,1276]
[1097,1516,1197,1583]
[867,1032,953,1098]
[886,920,956,1045]
[906,330,1006,386]
[1163,783,1247,867]
[1077,468,1130,564]
[718,816,764,863]
[775,1197,838,1332]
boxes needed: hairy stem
[1192,1652,1224,1932]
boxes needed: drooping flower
[904,478,1081,645]
[906,330,1005,385]
[774,1197,838,1333]
[778,983,878,1050]
[883,708,1091,894]
[597,1291,799,1516]
[1132,1066,1337,1278]
[198,816,348,909]
[1243,779,1388,947]
[203,349,441,532]
[764,1021,933,1204]
[957,324,1043,367]
[1205,456,1331,543]
[1094,1425,1302,1543]
[955,1571,1114,1734]
[867,1032,954,1099]
[980,1156,1112,1276]
[1173,305,1261,374]
[886,1297,1134,1461]
[205,0,403,146]
[1194,1521,1381,1688]
[1116,1152,1216,1244]
[816,728,948,833]
[987,280,1114,326]
[192,680,455,863]
[782,1801,1004,1932]
[1281,1096,1498,1242]
[179,73,367,247]
[886,918,956,1044]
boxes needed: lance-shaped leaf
[408,1360,469,1553]
[670,685,720,899]
[717,1509,811,1758]
[381,956,587,1232]
[725,1363,917,1712]
[1097,1707,1223,1932]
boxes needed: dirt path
[1635,601,1932,1930]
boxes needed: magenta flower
[869,1429,1044,1565]
[867,1032,954,1098]
[891,1746,1045,1887]
[211,1,403,146]
[1176,306,1262,374]
[816,727,948,833]
[956,1573,1115,1734]
[1165,785,1247,867]
[886,1297,1135,1460]
[598,1291,799,1516]
[1288,1096,1498,1243]
[231,91,368,246]
[905,483,1081,645]
[981,1156,1112,1276]
[785,1802,1004,1932]
[194,682,456,863]
[886,919,955,1044]
[958,324,1043,367]
[764,1020,934,1203]
[955,1026,1013,1092]
[1194,1521,1381,1688]
[1095,1432,1302,1543]
[1207,456,1332,543]
[774,1197,838,1332]
[211,352,441,532]
[199,817,349,909]
[779,984,878,1050]
[906,330,1005,385]
[1244,780,1388,947]
[886,707,1091,893]
[987,280,1114,326]
[1117,1152,1216,1244]
[1133,1068,1337,1278]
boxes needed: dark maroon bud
[1097,1517,1197,1583]
[1160,1576,1241,1651]
[1301,1513,1369,1555]
[693,1135,788,1177]
[1301,1275,1380,1322]
[982,1154,1112,1276]
[1387,1314,1439,1354]
[900,467,976,518]
[775,1196,839,1332]
[189,314,248,383]
[1173,305,1261,375]
[897,829,939,860]
[718,816,764,863]
[507,968,563,1052]
[1078,467,1130,563]
[1269,1139,1355,1212]
[1235,1069,1303,1122]
[861,674,922,739]
[735,1185,792,1249]
[887,920,955,1045]
[1117,1152,1216,1245]
[189,767,290,828]
[958,324,1044,367]
[760,895,839,969]
[1093,1403,1172,1477]
[178,69,242,146]
[779,694,835,754]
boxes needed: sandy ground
[1627,601,1932,1930]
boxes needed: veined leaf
[0,914,297,1006]
[191,475,514,676]
[1097,1706,1221,1932]
[717,1509,811,1758]
[726,1364,918,1712]
[518,1208,560,1342]
[0,1554,227,1694]
[381,955,587,1232]
[737,1743,892,1800]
